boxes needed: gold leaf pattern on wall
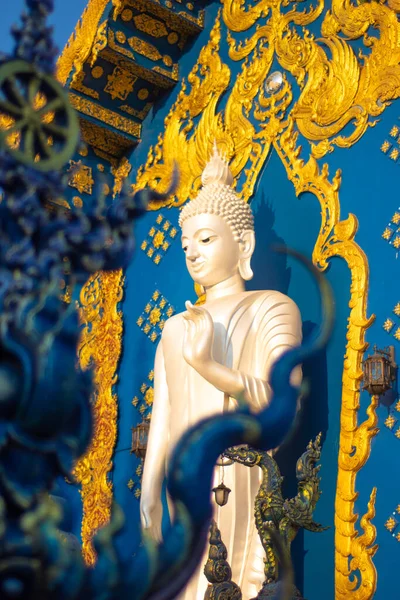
[382,210,400,250]
[134,14,235,208]
[74,270,124,565]
[136,290,175,343]
[382,302,400,343]
[68,160,94,195]
[140,214,178,265]
[384,508,400,540]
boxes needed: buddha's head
[179,145,255,288]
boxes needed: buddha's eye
[182,246,188,253]
[201,237,211,244]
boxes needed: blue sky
[2,1,89,57]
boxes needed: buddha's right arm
[140,341,170,533]
[199,296,303,412]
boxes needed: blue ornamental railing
[0,2,333,599]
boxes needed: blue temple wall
[327,99,400,600]
[107,3,399,598]
[110,3,400,598]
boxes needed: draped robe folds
[146,290,303,600]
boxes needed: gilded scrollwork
[223,0,400,159]
[70,70,100,100]
[75,270,124,565]
[133,13,169,38]
[135,14,233,207]
[57,0,109,85]
[111,156,132,197]
[68,160,95,195]
[69,93,142,138]
[104,67,138,101]
[89,21,108,69]
[112,0,124,21]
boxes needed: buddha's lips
[190,261,205,272]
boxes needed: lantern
[131,418,150,460]
[212,482,231,507]
[362,345,397,396]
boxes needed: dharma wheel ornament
[131,418,151,460]
[0,60,79,171]
[362,345,397,396]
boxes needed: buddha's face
[181,213,244,287]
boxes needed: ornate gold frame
[57,0,400,593]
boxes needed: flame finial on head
[179,142,254,240]
[201,142,234,187]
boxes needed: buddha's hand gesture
[183,301,214,374]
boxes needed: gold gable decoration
[136,0,400,207]
[135,14,237,208]
[57,0,109,85]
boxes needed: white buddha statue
[140,145,303,600]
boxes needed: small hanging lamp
[131,418,150,460]
[212,482,231,507]
[362,345,397,396]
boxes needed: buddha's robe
[146,290,302,600]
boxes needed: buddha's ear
[239,230,255,281]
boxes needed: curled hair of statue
[0,3,333,600]
[179,144,254,241]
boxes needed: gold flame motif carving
[75,270,124,564]
[57,0,109,85]
[111,156,132,197]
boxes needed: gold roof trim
[56,0,110,85]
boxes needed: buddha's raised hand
[182,301,215,373]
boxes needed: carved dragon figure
[224,434,327,587]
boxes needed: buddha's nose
[186,245,200,261]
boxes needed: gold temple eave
[57,0,110,86]
[69,93,142,138]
